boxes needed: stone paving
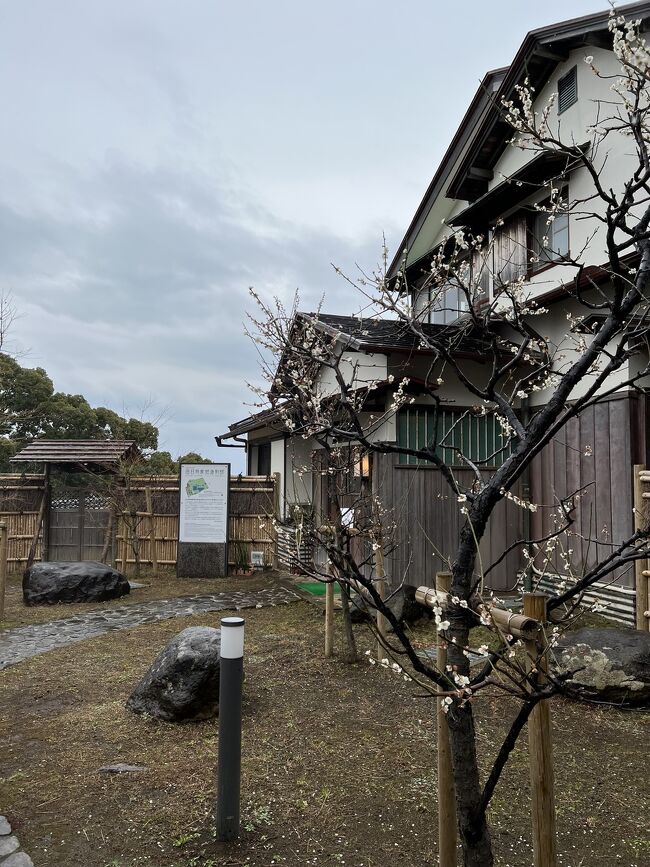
[0,816,33,867]
[0,587,300,670]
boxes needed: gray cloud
[2,153,383,466]
[0,0,601,469]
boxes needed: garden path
[0,586,300,670]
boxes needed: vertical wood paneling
[593,401,611,565]
[373,455,525,592]
[529,395,635,590]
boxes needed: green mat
[295,580,340,597]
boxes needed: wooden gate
[49,489,112,562]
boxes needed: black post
[216,616,245,841]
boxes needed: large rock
[350,583,429,626]
[23,561,130,606]
[126,627,222,722]
[555,627,650,706]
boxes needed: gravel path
[0,587,300,670]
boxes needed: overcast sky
[1,0,604,468]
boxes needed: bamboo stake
[634,464,649,631]
[524,592,557,867]
[145,487,158,574]
[436,572,457,867]
[0,522,7,621]
[325,562,334,658]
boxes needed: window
[558,66,578,114]
[531,190,569,270]
[397,407,513,467]
[493,215,528,285]
[430,278,470,324]
[428,251,490,324]
[257,442,271,475]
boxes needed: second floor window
[531,197,569,269]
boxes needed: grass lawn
[1,576,649,866]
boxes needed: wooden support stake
[436,571,457,867]
[634,464,649,631]
[145,487,158,574]
[523,592,557,867]
[325,563,335,659]
[0,522,7,621]
[375,538,388,660]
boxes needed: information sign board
[179,463,229,544]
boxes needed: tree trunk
[339,582,358,663]
[446,688,493,866]
[445,520,494,866]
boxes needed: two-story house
[219,2,650,623]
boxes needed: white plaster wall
[491,46,639,297]
[317,350,387,398]
[359,410,397,443]
[285,435,314,507]
[411,44,641,295]
[270,438,286,517]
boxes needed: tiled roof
[10,439,139,466]
[302,313,465,351]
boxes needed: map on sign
[186,477,208,497]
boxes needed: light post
[216,615,245,841]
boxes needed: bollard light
[220,616,245,658]
[216,616,245,842]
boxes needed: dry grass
[1,590,648,867]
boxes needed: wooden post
[78,490,86,561]
[634,464,649,631]
[130,508,140,578]
[121,514,129,577]
[0,522,7,621]
[145,487,158,574]
[273,471,281,571]
[26,486,48,569]
[436,571,457,867]
[523,592,557,867]
[325,562,335,658]
[41,465,51,562]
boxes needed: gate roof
[10,439,140,473]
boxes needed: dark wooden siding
[529,393,642,588]
[373,455,525,593]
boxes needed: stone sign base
[177,542,228,579]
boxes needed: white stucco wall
[414,44,640,291]
[317,350,387,398]
[270,437,285,516]
[285,435,314,508]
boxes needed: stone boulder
[555,627,650,706]
[23,561,130,606]
[350,583,429,626]
[126,627,222,722]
